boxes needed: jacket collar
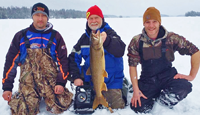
[141,25,168,44]
[85,20,112,38]
[29,22,53,33]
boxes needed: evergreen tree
[0,6,86,19]
[185,11,200,16]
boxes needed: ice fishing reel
[74,85,95,114]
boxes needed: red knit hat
[86,5,104,20]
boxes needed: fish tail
[92,95,113,113]
[92,97,100,110]
[92,95,108,109]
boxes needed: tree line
[1,6,200,19]
[185,11,200,17]
[0,6,86,19]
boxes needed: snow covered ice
[1,17,200,115]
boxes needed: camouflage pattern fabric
[102,89,125,109]
[8,48,73,115]
[128,25,199,67]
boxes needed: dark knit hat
[31,2,49,19]
[86,5,104,20]
[143,7,161,24]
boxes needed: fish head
[90,30,103,50]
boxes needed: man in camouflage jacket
[128,7,200,113]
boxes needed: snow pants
[8,48,73,115]
[130,67,192,113]
[102,89,125,109]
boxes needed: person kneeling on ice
[2,2,73,114]
[127,7,200,113]
[68,5,127,110]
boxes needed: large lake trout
[86,30,113,113]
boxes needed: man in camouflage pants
[2,3,73,114]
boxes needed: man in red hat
[68,5,127,109]
[127,7,200,113]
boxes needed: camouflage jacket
[128,25,199,67]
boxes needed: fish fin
[108,107,114,113]
[103,70,108,78]
[92,97,100,110]
[92,95,109,109]
[102,83,107,91]
[86,67,91,75]
[92,96,114,113]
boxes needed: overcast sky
[0,0,200,17]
